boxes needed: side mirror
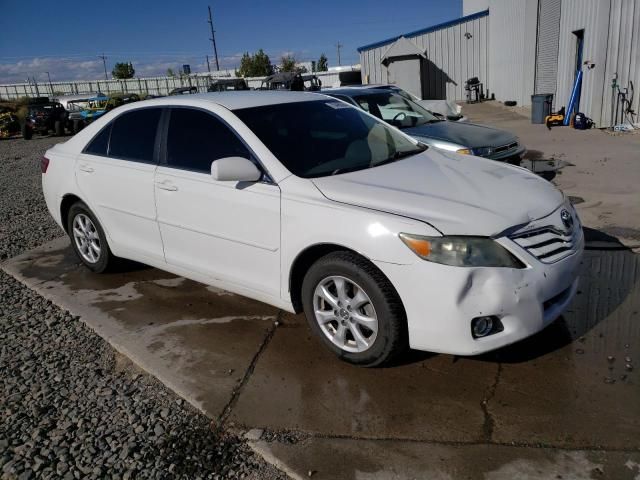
[211,156,262,182]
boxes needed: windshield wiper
[375,145,427,167]
[330,145,426,176]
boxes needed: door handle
[78,164,94,173]
[155,181,178,191]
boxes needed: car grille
[493,141,519,154]
[509,225,580,263]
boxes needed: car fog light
[471,316,495,338]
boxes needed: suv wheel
[21,123,33,140]
[67,202,116,273]
[301,251,408,367]
[54,120,64,136]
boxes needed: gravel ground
[0,137,287,479]
[0,138,62,261]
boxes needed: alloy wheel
[313,275,378,353]
[72,213,101,264]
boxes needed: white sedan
[42,92,583,366]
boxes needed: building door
[572,29,584,111]
[386,57,423,100]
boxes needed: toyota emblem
[560,209,574,231]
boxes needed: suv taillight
[41,156,50,173]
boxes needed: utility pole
[98,53,108,80]
[206,55,211,72]
[45,71,53,95]
[336,41,343,66]
[207,6,220,71]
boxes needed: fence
[0,66,361,100]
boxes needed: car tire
[73,120,85,134]
[21,123,33,140]
[54,120,64,136]
[67,202,116,273]
[301,251,408,367]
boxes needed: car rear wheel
[301,251,408,367]
[67,202,116,273]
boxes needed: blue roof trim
[357,10,489,53]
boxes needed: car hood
[311,149,564,236]
[404,121,516,148]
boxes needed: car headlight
[471,147,493,157]
[399,233,525,268]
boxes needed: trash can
[531,93,553,124]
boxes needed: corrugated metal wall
[488,0,538,106]
[359,12,489,100]
[600,0,640,128]
[553,0,640,127]
[555,0,612,127]
[463,0,490,16]
[534,0,562,96]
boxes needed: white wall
[487,0,538,106]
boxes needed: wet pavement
[2,230,639,478]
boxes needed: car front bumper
[487,145,526,163]
[374,230,584,356]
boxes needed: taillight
[41,156,50,173]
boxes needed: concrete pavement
[2,232,638,478]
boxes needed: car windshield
[352,91,441,129]
[388,87,421,102]
[234,100,426,178]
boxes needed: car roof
[136,91,325,110]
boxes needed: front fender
[280,175,439,300]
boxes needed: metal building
[358,11,490,101]
[358,0,640,128]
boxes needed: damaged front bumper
[374,230,584,356]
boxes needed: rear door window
[108,108,162,163]
[84,124,111,156]
[165,108,251,174]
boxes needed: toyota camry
[42,92,583,366]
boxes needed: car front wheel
[301,251,408,367]
[67,202,116,273]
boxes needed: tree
[317,53,328,72]
[166,68,176,77]
[280,55,297,73]
[237,49,274,77]
[112,62,135,79]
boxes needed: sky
[0,0,462,84]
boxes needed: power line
[336,41,343,66]
[207,6,220,71]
